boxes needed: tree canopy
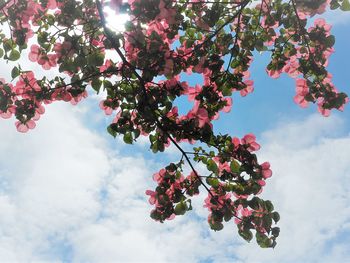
[0,0,349,248]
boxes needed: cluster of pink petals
[307,19,334,66]
[234,204,253,224]
[0,73,45,132]
[187,101,211,128]
[53,41,74,58]
[294,78,309,108]
[29,44,57,70]
[145,168,184,221]
[8,0,57,45]
[15,120,36,133]
[239,71,254,97]
[296,0,330,19]
[99,98,121,116]
[260,162,272,179]
[265,17,346,116]
[241,133,261,152]
[267,55,300,80]
[222,97,233,113]
[185,84,202,101]
[99,100,113,115]
[204,186,232,212]
[0,69,90,132]
[157,0,178,26]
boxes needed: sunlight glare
[104,7,130,33]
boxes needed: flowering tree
[0,0,349,248]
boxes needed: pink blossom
[185,84,202,101]
[241,133,260,152]
[28,44,40,62]
[222,97,232,113]
[240,79,254,97]
[261,162,272,179]
[167,213,176,220]
[15,120,36,133]
[153,168,166,183]
[99,100,113,115]
[0,110,12,119]
[145,190,157,205]
[267,69,281,79]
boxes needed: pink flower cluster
[145,166,200,222]
[264,17,347,115]
[240,133,261,152]
[99,98,120,115]
[204,184,234,227]
[296,0,330,19]
[0,71,88,132]
[29,45,57,70]
[4,0,58,46]
[145,167,184,221]
[53,41,75,59]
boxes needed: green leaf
[271,227,280,237]
[341,0,350,11]
[75,56,87,68]
[238,229,253,242]
[255,39,265,52]
[230,160,240,173]
[262,215,273,230]
[11,66,20,79]
[133,129,140,139]
[2,84,11,93]
[249,197,260,210]
[125,21,134,31]
[271,211,280,223]
[8,50,20,61]
[209,221,224,231]
[3,40,13,52]
[186,28,196,38]
[207,177,219,188]
[330,0,340,9]
[256,232,272,248]
[223,209,233,222]
[222,86,232,96]
[37,32,48,46]
[185,39,194,49]
[87,53,104,66]
[151,141,159,153]
[264,200,274,212]
[179,36,186,44]
[174,201,187,215]
[91,78,102,93]
[325,35,335,47]
[123,132,133,144]
[150,210,160,221]
[107,125,117,138]
[207,159,218,173]
[230,59,240,69]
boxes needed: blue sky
[0,8,350,263]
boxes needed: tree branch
[95,0,216,199]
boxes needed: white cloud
[0,102,110,261]
[1,98,350,263]
[0,101,238,262]
[235,114,350,262]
